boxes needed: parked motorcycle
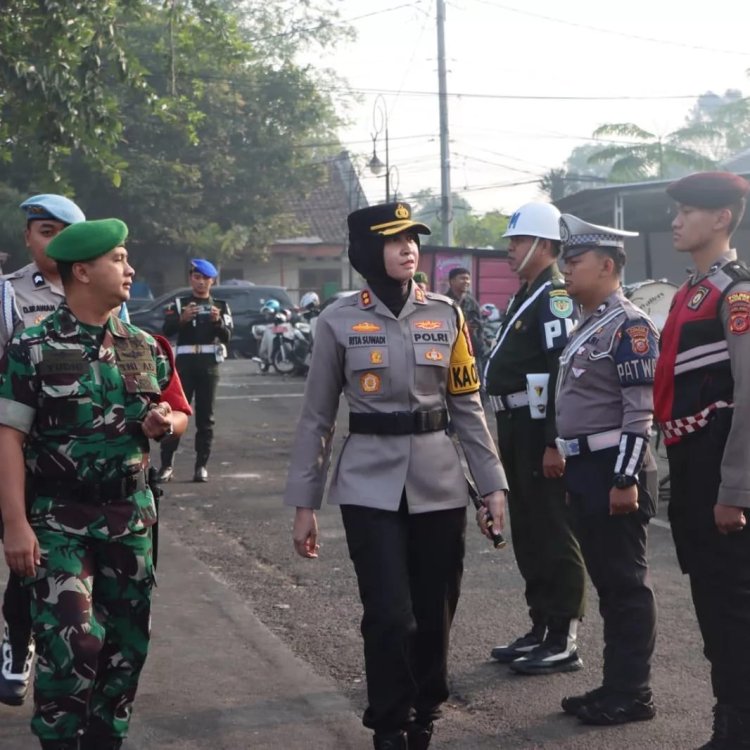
[252,310,310,375]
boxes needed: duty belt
[658,401,731,441]
[349,409,449,436]
[32,473,146,505]
[488,390,529,413]
[176,344,217,355]
[555,429,621,458]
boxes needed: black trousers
[667,423,750,708]
[161,355,219,466]
[497,410,585,624]
[340,496,466,734]
[565,447,657,693]
[2,570,31,649]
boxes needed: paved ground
[1,360,718,749]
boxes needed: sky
[311,0,750,217]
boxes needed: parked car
[129,284,295,358]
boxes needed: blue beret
[190,259,218,278]
[19,194,85,225]
[666,171,750,209]
[46,219,128,262]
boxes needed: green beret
[46,218,128,262]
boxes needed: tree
[587,123,716,182]
[679,89,750,162]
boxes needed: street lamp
[369,94,397,203]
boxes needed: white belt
[555,429,621,458]
[489,390,529,413]
[176,344,217,355]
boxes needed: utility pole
[436,0,453,246]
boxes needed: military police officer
[0,194,86,706]
[157,259,232,483]
[285,202,507,750]
[0,219,187,750]
[654,171,750,749]
[555,214,659,726]
[484,202,586,675]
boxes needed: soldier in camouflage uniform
[0,219,187,750]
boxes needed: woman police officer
[284,202,507,750]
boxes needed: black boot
[510,617,582,675]
[0,625,35,706]
[490,619,546,662]
[407,720,434,750]
[80,736,122,750]
[697,704,750,749]
[40,740,79,750]
[373,730,407,750]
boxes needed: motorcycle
[252,311,310,375]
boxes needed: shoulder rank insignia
[414,287,425,303]
[360,289,373,307]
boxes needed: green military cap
[46,218,128,262]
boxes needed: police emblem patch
[370,350,383,364]
[687,285,711,310]
[352,321,381,333]
[728,297,750,335]
[360,372,381,393]
[425,348,443,362]
[627,325,650,354]
[550,296,573,318]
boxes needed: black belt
[349,409,449,436]
[32,473,146,505]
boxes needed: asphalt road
[1,360,718,749]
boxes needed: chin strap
[516,237,540,275]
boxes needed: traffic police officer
[284,202,507,750]
[0,194,85,707]
[0,219,187,750]
[484,202,586,675]
[158,259,232,483]
[654,171,750,749]
[555,214,658,726]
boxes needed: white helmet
[503,202,561,241]
[299,291,320,310]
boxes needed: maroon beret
[666,171,750,209]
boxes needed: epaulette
[424,291,454,306]
[723,260,750,284]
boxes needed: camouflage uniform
[0,303,170,744]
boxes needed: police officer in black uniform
[556,214,658,726]
[157,259,232,483]
[484,202,586,675]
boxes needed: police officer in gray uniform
[284,202,507,750]
[0,194,85,706]
[555,214,658,726]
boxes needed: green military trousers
[496,408,586,625]
[27,525,154,742]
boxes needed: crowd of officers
[287,171,750,750]
[1,170,750,750]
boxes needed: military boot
[490,620,546,663]
[80,735,122,750]
[373,730,407,750]
[697,704,750,749]
[157,447,175,483]
[193,465,208,482]
[40,740,79,750]
[406,720,434,750]
[510,617,582,675]
[0,624,35,706]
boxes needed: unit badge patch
[626,325,650,354]
[360,372,382,393]
[688,285,711,311]
[370,350,383,364]
[549,295,574,319]
[729,296,750,335]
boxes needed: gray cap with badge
[559,214,638,260]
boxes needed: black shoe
[156,465,173,483]
[193,466,208,482]
[696,704,750,749]
[561,686,610,716]
[406,721,433,750]
[0,626,34,706]
[80,736,122,750]
[576,690,656,725]
[373,731,407,750]
[490,628,545,663]
[40,740,79,750]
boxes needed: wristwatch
[154,422,174,442]
[613,473,638,489]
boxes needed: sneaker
[0,626,35,706]
[490,628,545,663]
[576,690,656,725]
[561,686,610,716]
[193,466,208,483]
[509,643,583,675]
[156,465,173,483]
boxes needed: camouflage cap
[46,219,128,262]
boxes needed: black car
[129,284,294,358]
